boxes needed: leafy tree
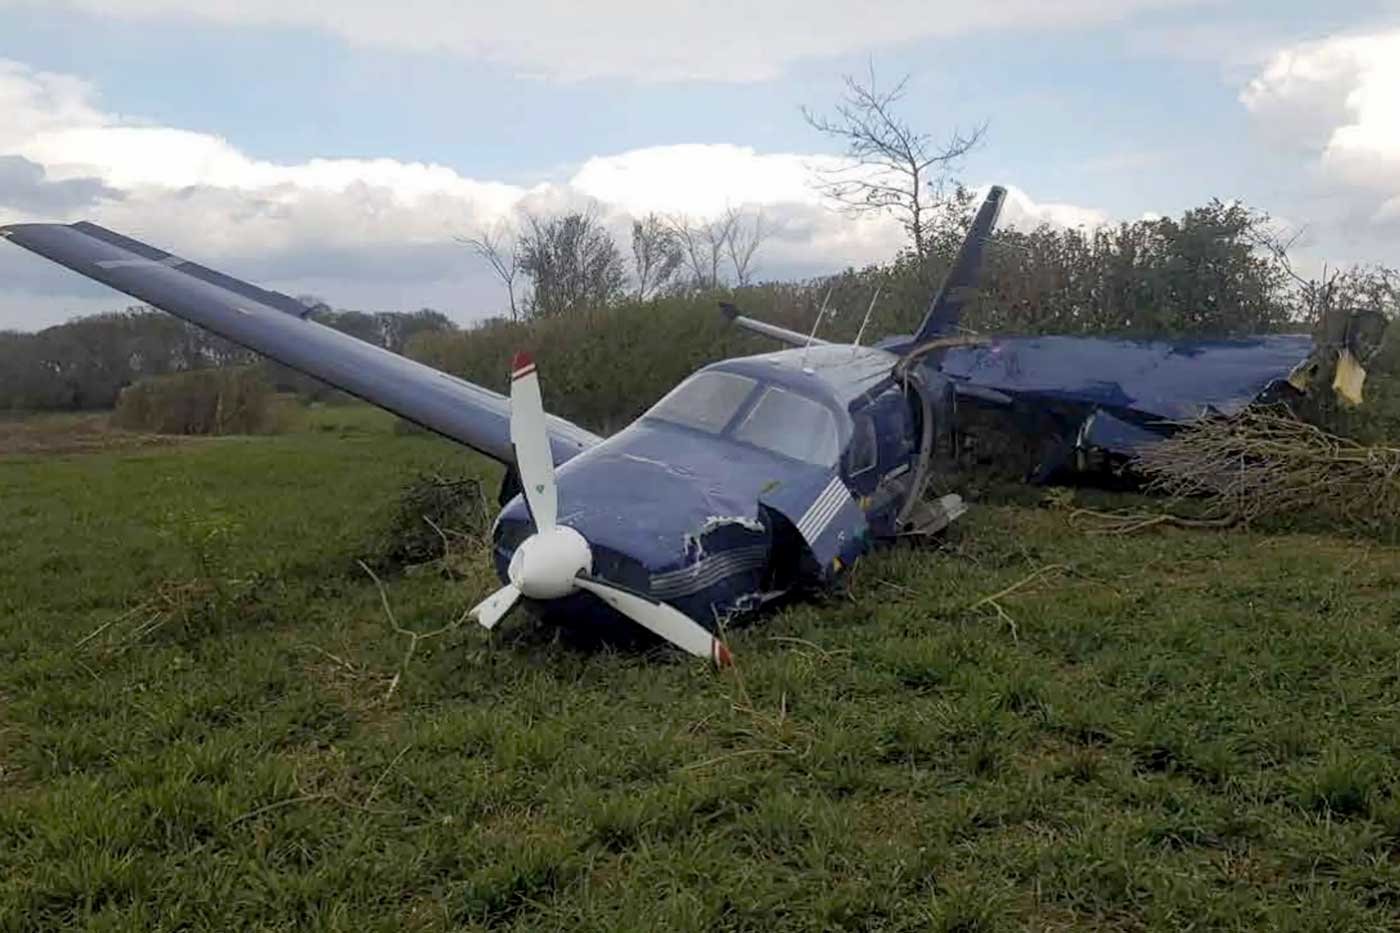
[518,209,627,318]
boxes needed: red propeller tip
[712,640,734,668]
[510,351,535,378]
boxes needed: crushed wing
[0,221,600,466]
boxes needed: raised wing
[0,221,600,466]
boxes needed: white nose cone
[508,525,592,600]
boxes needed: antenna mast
[852,286,882,353]
[800,286,833,372]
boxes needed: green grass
[4,408,1400,930]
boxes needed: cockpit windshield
[646,371,757,433]
[733,386,840,466]
[645,370,841,467]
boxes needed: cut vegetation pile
[1135,406,1400,536]
[113,365,277,436]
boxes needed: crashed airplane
[1,186,1375,663]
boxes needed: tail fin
[914,185,1006,342]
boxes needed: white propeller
[508,352,556,530]
[469,351,733,666]
[575,575,732,667]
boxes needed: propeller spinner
[470,352,734,667]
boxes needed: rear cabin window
[646,371,757,433]
[734,386,840,466]
[847,414,877,475]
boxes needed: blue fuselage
[492,345,915,631]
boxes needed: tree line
[4,195,1394,417]
[402,198,1399,435]
[0,307,453,412]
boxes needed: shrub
[112,366,277,435]
[367,470,491,572]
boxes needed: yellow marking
[1333,349,1367,406]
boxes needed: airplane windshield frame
[645,371,758,434]
[645,369,842,468]
[732,385,841,467]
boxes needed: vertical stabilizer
[914,185,1006,342]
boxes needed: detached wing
[0,221,600,466]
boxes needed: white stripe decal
[803,492,846,542]
[804,486,846,538]
[796,480,841,537]
[808,495,851,543]
[797,477,849,541]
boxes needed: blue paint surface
[936,334,1313,420]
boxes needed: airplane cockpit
[642,369,844,468]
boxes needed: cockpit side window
[733,386,840,466]
[846,413,877,476]
[646,371,757,434]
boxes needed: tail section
[914,185,1006,342]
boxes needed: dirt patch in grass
[0,412,187,457]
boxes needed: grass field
[3,407,1400,931]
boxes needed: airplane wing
[717,302,831,349]
[0,221,601,467]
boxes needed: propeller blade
[575,575,733,667]
[470,583,521,630]
[509,351,557,531]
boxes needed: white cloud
[1241,31,1400,226]
[996,185,1111,231]
[0,59,1109,329]
[572,145,835,217]
[3,0,1210,83]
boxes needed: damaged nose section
[469,350,735,666]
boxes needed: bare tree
[723,206,768,286]
[804,64,985,261]
[1251,220,1400,324]
[631,213,684,301]
[458,224,523,321]
[668,212,740,290]
[517,207,627,319]
[668,214,720,290]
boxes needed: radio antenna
[800,286,833,372]
[852,285,882,353]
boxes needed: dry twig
[967,564,1069,642]
[1069,508,1236,536]
[357,559,459,702]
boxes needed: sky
[0,0,1398,330]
